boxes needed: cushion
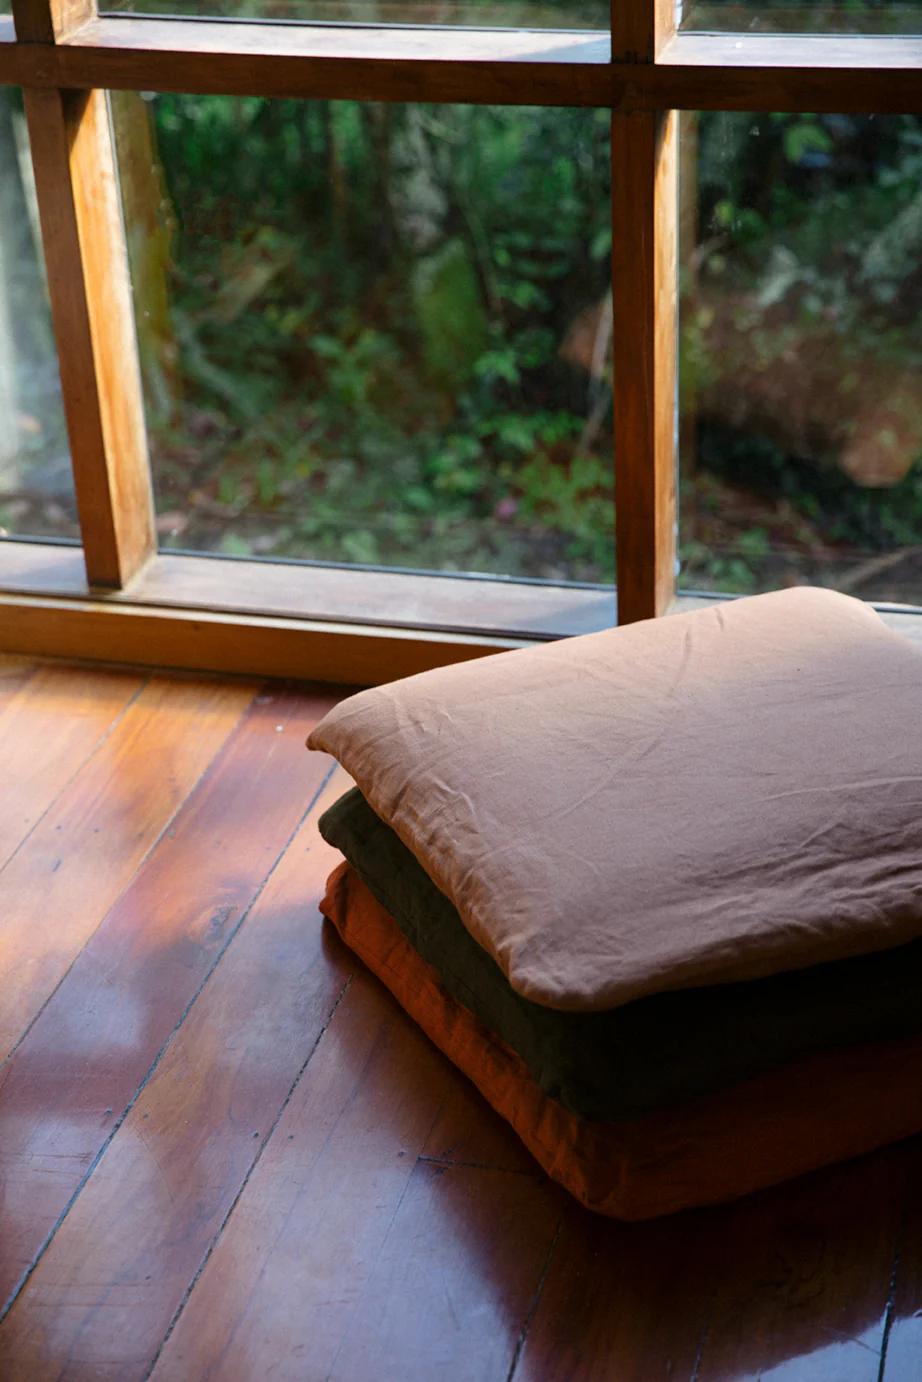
[308,588,922,1012]
[319,785,922,1121]
[322,861,922,1220]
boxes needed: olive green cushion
[320,786,922,1122]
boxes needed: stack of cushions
[308,587,922,1219]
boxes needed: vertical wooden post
[678,109,699,557]
[612,0,676,63]
[610,0,679,626]
[13,0,156,590]
[612,109,678,624]
[23,88,156,588]
[12,0,95,45]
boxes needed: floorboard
[0,663,142,869]
[325,1160,560,1382]
[0,663,919,1381]
[150,970,474,1381]
[0,674,252,1057]
[870,1140,922,1382]
[512,1202,719,1382]
[0,657,37,716]
[0,766,351,1379]
[0,682,333,1317]
[693,1149,906,1382]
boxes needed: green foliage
[412,239,489,388]
[117,96,922,596]
[131,97,613,580]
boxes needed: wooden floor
[2,658,922,1381]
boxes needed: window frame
[1,0,921,682]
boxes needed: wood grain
[0,667,920,1378]
[0,590,524,686]
[0,684,333,1314]
[0,542,615,640]
[0,673,251,1057]
[13,0,60,43]
[868,1140,922,1381]
[23,86,155,589]
[150,971,487,1381]
[4,22,918,111]
[612,0,675,63]
[324,1160,560,1382]
[2,564,920,686]
[59,18,613,107]
[0,769,353,1379]
[612,108,678,624]
[0,657,34,713]
[515,1201,721,1381]
[420,1062,541,1176]
[694,1148,908,1380]
[12,0,95,43]
[0,662,141,870]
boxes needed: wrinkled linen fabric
[308,587,922,1012]
[319,785,922,1121]
[322,862,922,1220]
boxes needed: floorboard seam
[876,1210,906,1382]
[0,749,337,1327]
[417,1154,536,1176]
[0,680,260,1077]
[689,1317,711,1381]
[317,1091,451,1382]
[321,1130,427,1382]
[142,969,354,1381]
[0,671,149,882]
[506,1212,563,1382]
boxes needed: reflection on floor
[0,655,921,1380]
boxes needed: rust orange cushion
[308,588,922,1013]
[321,862,922,1219]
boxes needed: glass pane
[681,0,922,34]
[0,89,77,542]
[104,0,605,29]
[680,112,922,604]
[116,94,613,582]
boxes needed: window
[0,0,919,680]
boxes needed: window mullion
[13,0,95,43]
[611,107,678,623]
[20,81,156,588]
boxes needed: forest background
[1,64,920,600]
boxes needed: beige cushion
[308,588,922,1012]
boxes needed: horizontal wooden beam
[38,21,615,105]
[1,573,920,687]
[0,590,528,686]
[1,19,919,112]
[0,542,617,639]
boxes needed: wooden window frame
[0,0,921,682]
